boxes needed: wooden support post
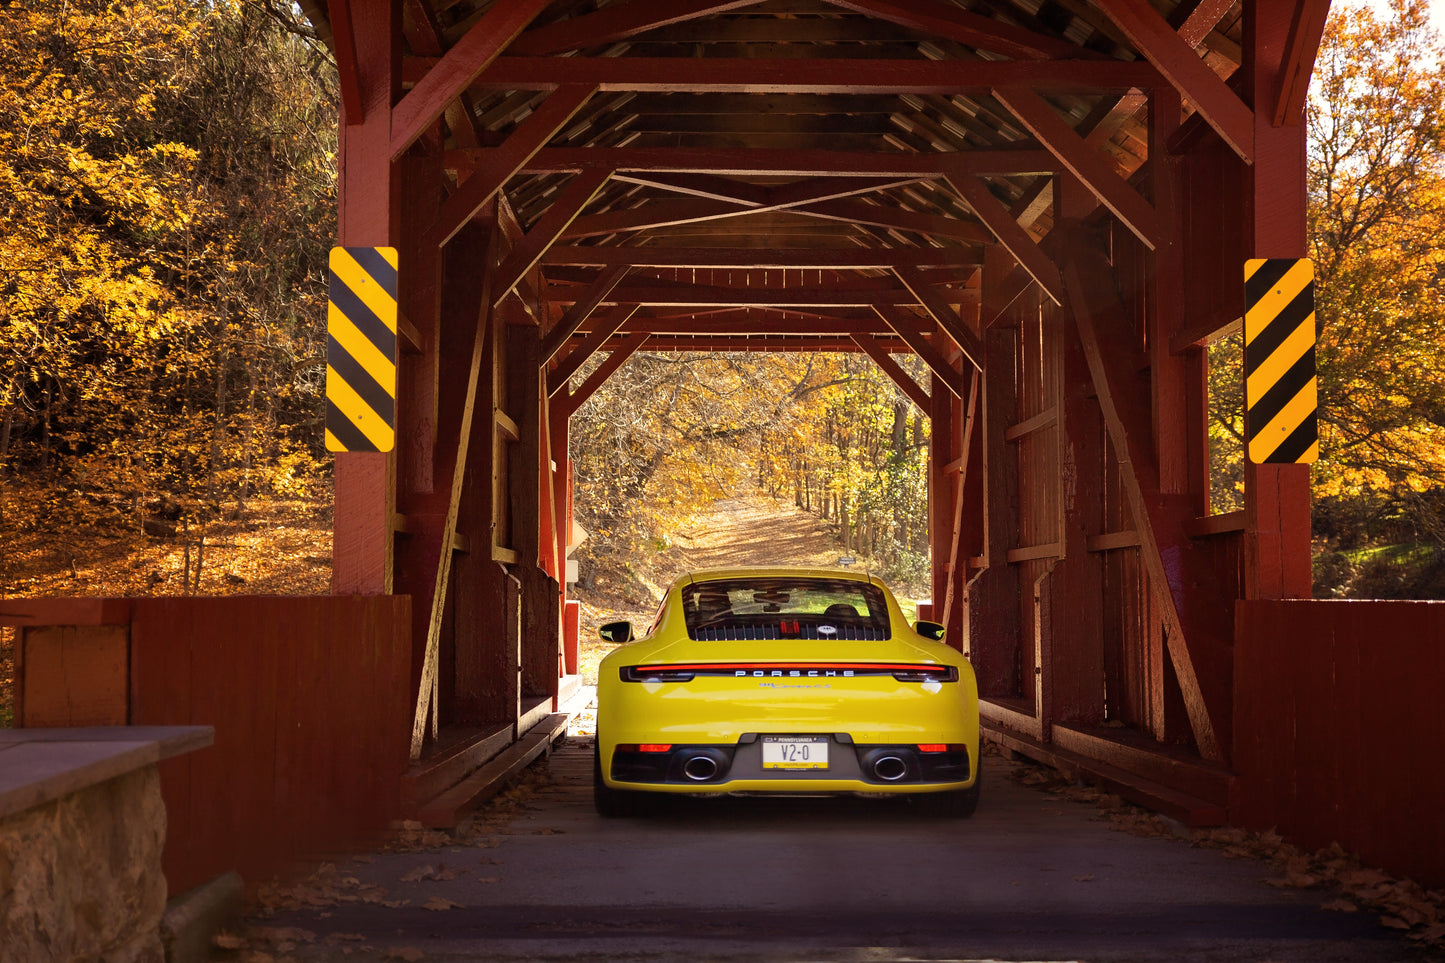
[1244,0,1313,601]
[507,323,562,706]
[333,0,399,596]
[967,317,1022,701]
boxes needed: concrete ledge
[161,871,244,963]
[0,726,214,820]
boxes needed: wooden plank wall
[128,595,412,895]
[1234,599,1445,888]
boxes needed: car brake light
[917,744,948,753]
[638,744,672,753]
[620,666,697,683]
[891,666,959,683]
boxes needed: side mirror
[599,620,634,644]
[915,620,946,642]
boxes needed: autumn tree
[0,2,337,537]
[1306,0,1445,566]
[569,349,931,589]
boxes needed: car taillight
[620,666,696,683]
[891,666,959,683]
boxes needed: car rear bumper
[605,733,975,794]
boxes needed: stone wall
[0,766,168,963]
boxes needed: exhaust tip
[682,755,720,782]
[872,755,909,782]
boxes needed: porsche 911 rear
[594,569,981,817]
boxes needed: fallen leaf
[384,950,425,962]
[423,897,462,911]
[214,932,248,949]
[1072,874,1096,883]
[400,865,434,883]
[1321,899,1358,913]
[1381,916,1412,930]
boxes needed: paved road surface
[243,739,1423,962]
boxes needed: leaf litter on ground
[1006,754,1445,949]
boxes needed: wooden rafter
[390,0,553,159]
[493,167,613,303]
[875,304,966,398]
[559,193,992,244]
[822,0,1093,61]
[1092,0,1255,162]
[545,280,967,308]
[894,266,985,371]
[475,147,1057,178]
[556,332,652,418]
[992,86,1162,250]
[509,1,766,56]
[851,333,931,412]
[425,85,597,249]
[945,173,1064,305]
[540,247,984,269]
[425,56,1164,94]
[539,265,630,365]
[546,305,639,396]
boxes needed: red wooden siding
[1234,599,1445,888]
[128,596,412,895]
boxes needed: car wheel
[914,767,982,818]
[593,743,656,818]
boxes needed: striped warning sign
[326,247,398,453]
[1244,258,1318,464]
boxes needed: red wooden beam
[620,314,895,336]
[557,332,651,418]
[484,146,1057,177]
[539,265,630,365]
[1062,245,1226,762]
[425,85,597,250]
[560,194,993,244]
[493,167,613,303]
[326,0,364,125]
[545,282,947,308]
[822,0,1094,61]
[612,172,770,206]
[540,246,983,269]
[851,333,931,412]
[941,370,981,629]
[509,1,765,56]
[460,56,1164,94]
[1273,0,1331,126]
[1092,0,1255,162]
[389,0,553,159]
[546,305,639,396]
[791,198,993,244]
[992,86,1162,250]
[894,266,985,371]
[945,173,1064,305]
[875,304,966,398]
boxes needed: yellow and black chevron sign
[326,247,398,453]
[1243,258,1319,464]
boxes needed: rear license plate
[762,736,829,770]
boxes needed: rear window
[680,576,890,641]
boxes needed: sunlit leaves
[1308,0,1445,535]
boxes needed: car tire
[593,743,656,818]
[914,766,982,818]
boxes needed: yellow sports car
[594,567,980,817]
